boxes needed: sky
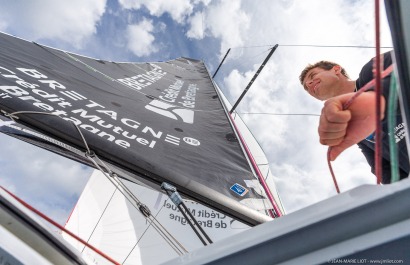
[0,0,394,226]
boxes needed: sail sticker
[230,183,249,197]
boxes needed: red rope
[327,64,394,193]
[375,0,383,184]
[342,65,393,108]
[0,186,121,265]
[327,149,340,193]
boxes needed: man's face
[303,66,341,101]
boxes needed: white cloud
[193,0,212,5]
[119,0,193,23]
[126,19,158,57]
[205,0,250,55]
[186,11,205,39]
[0,0,106,48]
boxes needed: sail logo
[145,100,194,124]
[183,137,200,146]
[230,183,249,197]
[117,64,166,91]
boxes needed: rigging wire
[238,112,320,117]
[122,204,167,264]
[87,153,188,256]
[0,186,121,265]
[220,47,274,74]
[3,110,189,257]
[80,186,118,254]
[230,44,394,49]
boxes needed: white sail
[63,170,250,265]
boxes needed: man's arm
[318,91,385,160]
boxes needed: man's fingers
[318,121,348,134]
[322,99,351,123]
[318,100,350,145]
[319,134,345,146]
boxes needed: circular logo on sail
[183,137,200,146]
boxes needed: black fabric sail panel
[0,32,269,225]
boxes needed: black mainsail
[0,32,280,225]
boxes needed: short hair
[299,61,350,86]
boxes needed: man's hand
[318,91,385,160]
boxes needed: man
[299,51,409,184]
